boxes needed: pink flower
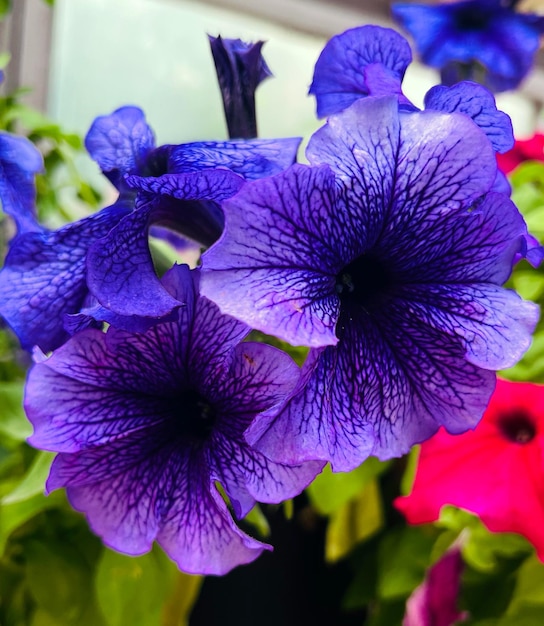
[395,378,544,560]
[497,133,544,174]
[403,547,468,626]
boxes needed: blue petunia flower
[308,25,544,259]
[25,265,322,575]
[0,133,44,234]
[200,96,539,471]
[84,107,301,318]
[209,35,272,139]
[0,106,301,351]
[392,0,544,92]
[309,26,513,154]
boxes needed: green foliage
[0,0,10,19]
[96,548,200,626]
[503,161,544,384]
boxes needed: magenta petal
[403,548,468,626]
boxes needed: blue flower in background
[201,96,538,471]
[392,0,544,92]
[25,265,322,575]
[309,25,513,154]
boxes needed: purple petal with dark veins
[85,106,155,188]
[393,284,538,370]
[201,164,344,347]
[26,266,246,451]
[125,168,244,205]
[64,304,180,335]
[382,192,527,286]
[308,99,497,252]
[86,200,182,317]
[309,26,413,117]
[88,170,245,317]
[26,328,184,452]
[522,233,544,268]
[246,305,496,471]
[0,202,131,351]
[0,132,44,234]
[424,82,514,153]
[164,138,301,180]
[207,341,323,518]
[48,429,269,574]
[27,264,316,574]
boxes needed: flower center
[454,8,490,30]
[176,389,218,440]
[335,254,392,308]
[498,410,537,444]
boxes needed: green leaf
[25,537,96,624]
[325,478,383,562]
[243,503,271,537]
[161,571,203,626]
[377,525,437,600]
[0,381,32,442]
[307,457,390,515]
[498,605,544,626]
[0,52,10,69]
[0,490,64,553]
[96,546,185,626]
[2,450,54,504]
[0,0,11,19]
[438,506,531,573]
[506,554,544,613]
[399,446,419,496]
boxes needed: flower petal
[0,202,130,351]
[309,25,413,117]
[84,106,155,188]
[49,430,269,574]
[201,164,343,347]
[382,191,527,286]
[165,138,301,180]
[209,35,272,139]
[424,82,513,153]
[308,98,497,252]
[206,342,323,517]
[86,200,182,317]
[246,306,496,471]
[0,132,44,234]
[393,284,538,370]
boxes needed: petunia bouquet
[2,9,544,625]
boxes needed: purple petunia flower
[0,132,44,234]
[25,264,322,575]
[0,201,132,352]
[309,25,415,118]
[200,95,539,472]
[392,0,544,92]
[0,106,300,351]
[309,26,513,155]
[84,105,301,318]
[209,35,272,139]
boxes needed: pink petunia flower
[395,378,544,560]
[497,133,544,174]
[403,547,468,626]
